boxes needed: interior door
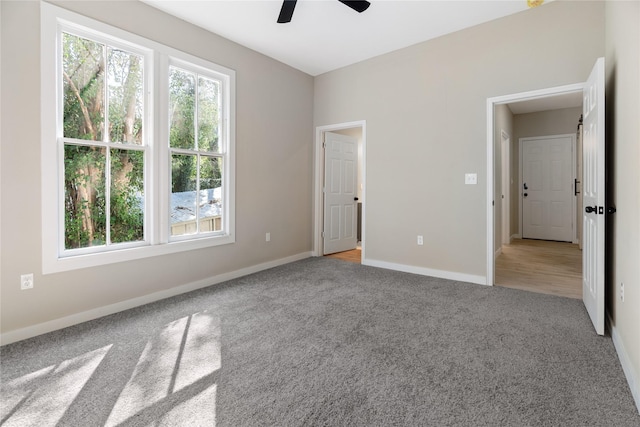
[582,57,605,335]
[323,132,358,255]
[522,136,573,242]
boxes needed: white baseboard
[511,234,521,241]
[0,251,312,346]
[608,313,640,414]
[363,258,486,286]
[495,247,502,260]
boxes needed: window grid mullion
[105,148,112,246]
[194,73,200,233]
[103,44,110,144]
[196,153,201,234]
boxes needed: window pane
[63,33,105,141]
[108,48,144,144]
[198,76,220,152]
[199,156,223,232]
[171,154,197,236]
[110,149,144,243]
[64,145,106,249]
[169,67,195,149]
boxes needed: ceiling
[507,91,583,115]
[142,0,550,76]
[142,0,578,113]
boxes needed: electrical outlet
[620,282,624,302]
[417,235,424,245]
[21,274,34,290]
[465,173,478,185]
[266,232,271,242]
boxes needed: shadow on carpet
[1,257,638,426]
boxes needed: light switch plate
[465,173,478,185]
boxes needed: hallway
[495,239,582,299]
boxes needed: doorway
[313,121,366,263]
[486,84,584,296]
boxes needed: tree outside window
[62,32,145,249]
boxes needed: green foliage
[169,68,222,194]
[64,145,106,249]
[62,32,144,249]
[110,150,144,243]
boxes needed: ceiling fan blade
[277,0,297,23]
[337,0,371,13]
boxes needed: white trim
[494,246,502,260]
[486,83,584,286]
[511,233,521,241]
[0,251,312,346]
[363,259,486,286]
[608,314,640,414]
[500,130,510,246]
[518,134,576,243]
[313,121,367,259]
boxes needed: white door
[323,132,358,255]
[522,135,574,242]
[582,57,605,336]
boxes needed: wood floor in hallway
[495,238,582,299]
[325,248,361,264]
[326,240,582,300]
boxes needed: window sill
[42,234,235,275]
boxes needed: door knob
[354,197,359,201]
[585,205,597,213]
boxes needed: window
[168,63,225,238]
[61,31,148,251]
[41,3,235,273]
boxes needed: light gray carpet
[1,257,638,426]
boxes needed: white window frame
[41,3,236,274]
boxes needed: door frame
[486,84,583,286]
[500,130,510,246]
[313,120,367,258]
[518,134,577,243]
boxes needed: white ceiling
[507,91,583,115]
[142,0,547,76]
[143,0,578,112]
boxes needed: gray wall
[0,1,314,335]
[314,0,605,276]
[605,0,640,409]
[511,106,583,237]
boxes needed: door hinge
[322,231,325,238]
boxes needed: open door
[582,57,605,335]
[323,132,358,255]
